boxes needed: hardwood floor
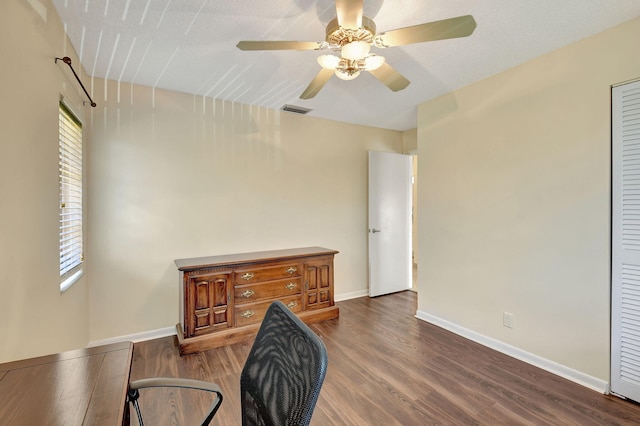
[130,291,640,425]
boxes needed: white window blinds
[59,103,83,284]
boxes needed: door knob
[370,228,381,233]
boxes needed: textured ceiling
[51,0,640,131]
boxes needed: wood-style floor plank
[130,291,640,425]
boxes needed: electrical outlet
[503,312,514,328]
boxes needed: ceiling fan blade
[335,0,363,30]
[376,15,477,47]
[236,40,323,51]
[369,62,410,92]
[300,68,334,99]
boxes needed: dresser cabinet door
[304,257,334,310]
[187,273,231,337]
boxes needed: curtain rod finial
[55,56,72,65]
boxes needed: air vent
[281,104,312,115]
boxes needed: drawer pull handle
[287,301,298,309]
[241,310,255,318]
[285,282,297,290]
[241,290,255,298]
[286,267,297,275]
[241,272,255,281]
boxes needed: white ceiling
[52,0,640,131]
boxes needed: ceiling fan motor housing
[325,16,376,46]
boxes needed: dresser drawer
[235,295,303,327]
[235,277,302,302]
[234,263,302,284]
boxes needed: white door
[612,79,640,402]
[368,151,412,297]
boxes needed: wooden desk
[0,341,133,425]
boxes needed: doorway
[411,154,418,292]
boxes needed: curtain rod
[55,56,97,108]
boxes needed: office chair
[128,300,328,426]
[241,300,328,426]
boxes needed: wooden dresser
[175,247,339,355]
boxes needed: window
[59,102,83,291]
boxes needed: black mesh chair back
[240,300,328,426]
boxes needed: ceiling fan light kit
[335,69,360,80]
[318,54,385,79]
[236,0,476,99]
[341,40,371,60]
[317,54,341,69]
[364,54,385,71]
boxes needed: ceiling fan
[236,0,476,99]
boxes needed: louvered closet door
[612,79,640,402]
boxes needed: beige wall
[417,17,640,381]
[0,0,402,360]
[402,128,418,153]
[0,0,90,363]
[87,80,402,341]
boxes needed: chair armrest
[128,377,223,426]
[130,377,223,394]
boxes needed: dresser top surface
[175,247,338,271]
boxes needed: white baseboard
[415,310,609,394]
[88,326,177,348]
[87,291,369,348]
[335,289,368,302]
